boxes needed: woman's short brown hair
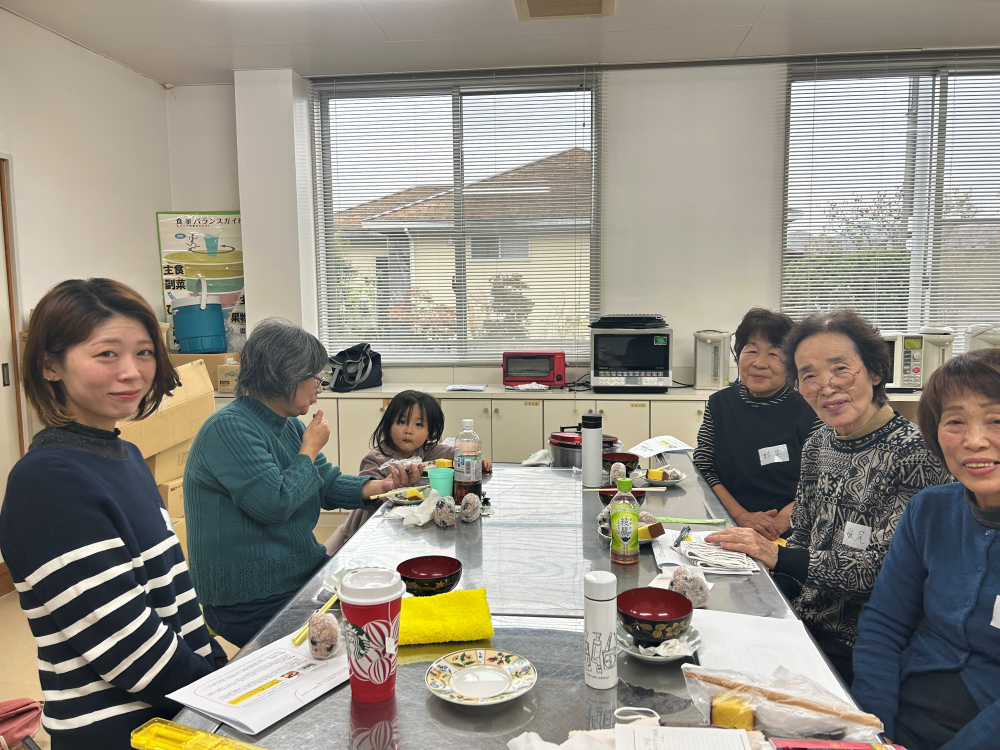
[782,308,892,406]
[24,279,179,427]
[733,308,795,361]
[918,348,1000,463]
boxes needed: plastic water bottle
[454,419,482,504]
[609,478,639,565]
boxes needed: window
[312,70,600,365]
[471,235,531,261]
[783,55,1000,351]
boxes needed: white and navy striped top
[0,424,218,750]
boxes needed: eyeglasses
[796,368,861,398]
[310,374,330,390]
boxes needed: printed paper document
[167,636,349,735]
[615,724,752,750]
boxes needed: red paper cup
[339,568,406,703]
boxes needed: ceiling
[3,0,1000,85]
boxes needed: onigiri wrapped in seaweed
[609,462,628,484]
[460,493,481,523]
[433,496,457,528]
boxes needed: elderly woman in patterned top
[707,309,951,685]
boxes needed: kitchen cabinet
[650,400,706,450]
[440,399,493,461]
[543,399,597,442]
[337,398,389,475]
[491,400,544,463]
[595,400,650,458]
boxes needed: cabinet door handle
[599,409,605,415]
[379,407,385,413]
[586,409,593,414]
[483,407,489,414]
[696,409,704,416]
[494,408,500,414]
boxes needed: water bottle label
[610,510,638,554]
[455,455,482,483]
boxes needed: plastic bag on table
[681,664,883,742]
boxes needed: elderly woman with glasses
[693,308,821,540]
[707,309,950,684]
[184,318,420,648]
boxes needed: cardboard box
[118,360,215,458]
[147,438,194,484]
[168,352,240,390]
[217,364,241,394]
[158,478,184,520]
[173,519,187,559]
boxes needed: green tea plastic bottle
[609,478,639,565]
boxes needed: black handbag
[329,343,382,392]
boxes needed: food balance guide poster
[155,212,245,345]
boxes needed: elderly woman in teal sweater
[184,318,420,648]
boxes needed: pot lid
[549,431,618,448]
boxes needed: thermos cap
[581,414,602,428]
[584,570,617,601]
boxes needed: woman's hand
[299,410,330,462]
[362,463,423,500]
[705,527,779,570]
[736,509,783,541]
[483,459,493,473]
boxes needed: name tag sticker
[992,596,1000,631]
[759,444,790,466]
[843,521,872,551]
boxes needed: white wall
[166,85,240,211]
[602,65,787,381]
[0,8,171,324]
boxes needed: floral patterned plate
[425,648,537,706]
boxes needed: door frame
[0,157,25,454]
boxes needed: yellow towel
[399,588,494,646]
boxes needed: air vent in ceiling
[513,0,616,21]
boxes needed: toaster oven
[502,351,566,387]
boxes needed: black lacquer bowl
[396,555,463,597]
[617,587,693,646]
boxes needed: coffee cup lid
[338,568,406,605]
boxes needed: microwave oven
[591,327,673,393]
[883,327,955,390]
[502,351,566,387]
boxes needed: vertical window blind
[783,54,1000,351]
[311,69,601,365]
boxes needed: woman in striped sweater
[0,280,224,749]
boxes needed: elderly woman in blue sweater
[853,348,1000,750]
[184,319,420,648]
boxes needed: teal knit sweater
[184,397,371,606]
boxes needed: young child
[359,390,492,477]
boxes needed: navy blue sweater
[853,482,1000,746]
[0,425,217,750]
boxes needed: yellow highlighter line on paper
[228,679,281,705]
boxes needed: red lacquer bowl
[617,587,693,645]
[396,555,462,597]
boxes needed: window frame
[311,70,602,366]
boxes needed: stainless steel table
[176,454,799,747]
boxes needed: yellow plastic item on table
[711,695,755,731]
[131,718,266,749]
[399,588,494,645]
[435,458,453,468]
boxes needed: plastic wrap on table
[433,497,457,528]
[681,664,883,742]
[669,566,710,608]
[460,493,481,522]
[308,612,341,660]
